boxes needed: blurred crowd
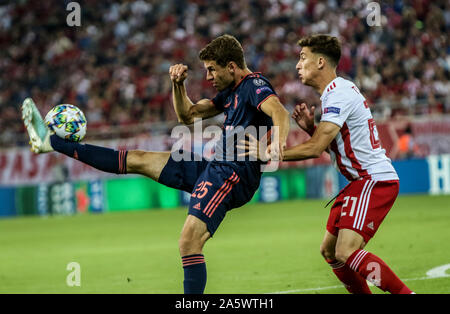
[0,0,449,147]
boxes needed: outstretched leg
[126,150,170,181]
[50,134,170,180]
[22,97,171,181]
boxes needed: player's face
[296,47,319,86]
[203,60,234,91]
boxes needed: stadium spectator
[397,124,419,159]
[1,0,449,148]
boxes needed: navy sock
[50,135,127,174]
[182,254,207,294]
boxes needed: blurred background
[0,0,449,216]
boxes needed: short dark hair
[199,34,246,69]
[297,35,341,67]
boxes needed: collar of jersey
[232,72,262,91]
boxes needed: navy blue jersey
[211,72,276,176]
[158,73,279,235]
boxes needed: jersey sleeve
[246,78,277,111]
[320,90,354,128]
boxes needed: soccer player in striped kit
[287,35,413,294]
[241,34,413,294]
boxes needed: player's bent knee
[178,237,191,255]
[178,234,204,256]
[320,244,335,261]
[178,217,210,256]
[335,248,355,264]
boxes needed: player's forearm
[271,107,290,148]
[305,125,330,155]
[306,125,316,137]
[172,82,194,124]
[283,140,322,161]
[285,121,340,161]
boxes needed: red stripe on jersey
[330,139,354,181]
[327,82,337,93]
[340,123,371,179]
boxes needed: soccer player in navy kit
[22,34,290,294]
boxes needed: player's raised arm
[170,64,222,125]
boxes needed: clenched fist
[169,64,188,85]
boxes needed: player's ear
[227,61,236,74]
[317,56,326,70]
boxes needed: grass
[0,194,449,294]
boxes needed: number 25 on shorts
[192,181,213,199]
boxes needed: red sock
[327,259,372,294]
[346,250,413,294]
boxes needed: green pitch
[0,194,449,294]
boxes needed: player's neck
[317,71,338,95]
[233,68,253,86]
[237,68,252,79]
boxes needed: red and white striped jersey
[320,77,398,182]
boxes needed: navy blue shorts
[158,151,259,236]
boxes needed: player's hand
[237,133,275,162]
[292,103,315,134]
[169,64,188,85]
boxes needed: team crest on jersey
[324,107,341,114]
[253,78,266,86]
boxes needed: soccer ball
[44,104,87,142]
